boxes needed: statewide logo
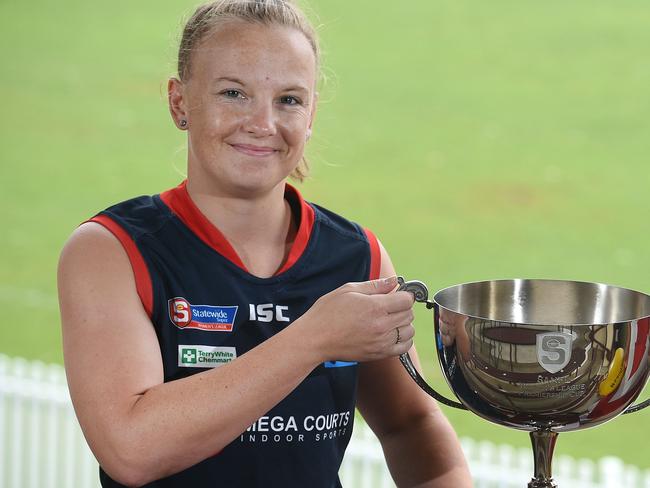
[178,345,236,368]
[168,297,238,332]
[536,332,573,373]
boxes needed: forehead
[189,21,316,89]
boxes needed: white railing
[344,426,650,488]
[0,356,97,488]
[2,354,650,488]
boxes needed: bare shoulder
[58,221,150,331]
[59,222,128,279]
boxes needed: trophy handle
[397,277,467,410]
[623,398,650,415]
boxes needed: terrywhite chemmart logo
[178,345,236,368]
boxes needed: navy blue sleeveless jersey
[90,181,381,488]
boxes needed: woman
[58,1,472,486]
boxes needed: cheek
[195,102,219,125]
[190,96,237,134]
[281,114,311,147]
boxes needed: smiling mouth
[229,143,279,157]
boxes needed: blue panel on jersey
[324,361,358,368]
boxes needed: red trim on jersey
[159,180,315,276]
[89,215,154,318]
[364,228,381,280]
[159,181,247,271]
[275,185,315,275]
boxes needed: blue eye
[280,96,301,105]
[222,89,244,99]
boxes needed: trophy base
[528,479,557,488]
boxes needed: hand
[298,276,416,363]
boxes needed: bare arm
[59,223,415,486]
[357,241,472,488]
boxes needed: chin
[191,153,298,196]
[235,159,298,186]
[223,170,290,197]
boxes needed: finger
[388,325,414,348]
[389,338,414,357]
[377,309,414,331]
[379,290,415,314]
[397,324,415,343]
[346,276,398,296]
[384,323,414,349]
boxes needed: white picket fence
[1,354,650,488]
[343,427,650,488]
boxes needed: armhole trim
[363,228,381,280]
[88,215,154,318]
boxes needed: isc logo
[249,304,290,323]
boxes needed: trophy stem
[527,429,559,488]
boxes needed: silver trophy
[397,277,650,488]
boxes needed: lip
[229,143,279,157]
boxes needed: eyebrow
[282,85,310,94]
[212,76,309,94]
[212,76,245,85]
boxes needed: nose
[243,100,276,137]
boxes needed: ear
[168,77,188,130]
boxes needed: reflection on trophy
[397,277,650,488]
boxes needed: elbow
[100,456,155,487]
[102,467,150,488]
[95,427,213,486]
[94,435,163,487]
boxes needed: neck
[185,179,297,278]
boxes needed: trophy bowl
[397,277,650,488]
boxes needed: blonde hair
[178,1,320,181]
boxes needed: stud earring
[180,119,187,128]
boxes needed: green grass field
[2,0,650,470]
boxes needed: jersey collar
[159,181,315,276]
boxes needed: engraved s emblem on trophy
[396,277,650,488]
[536,332,573,374]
